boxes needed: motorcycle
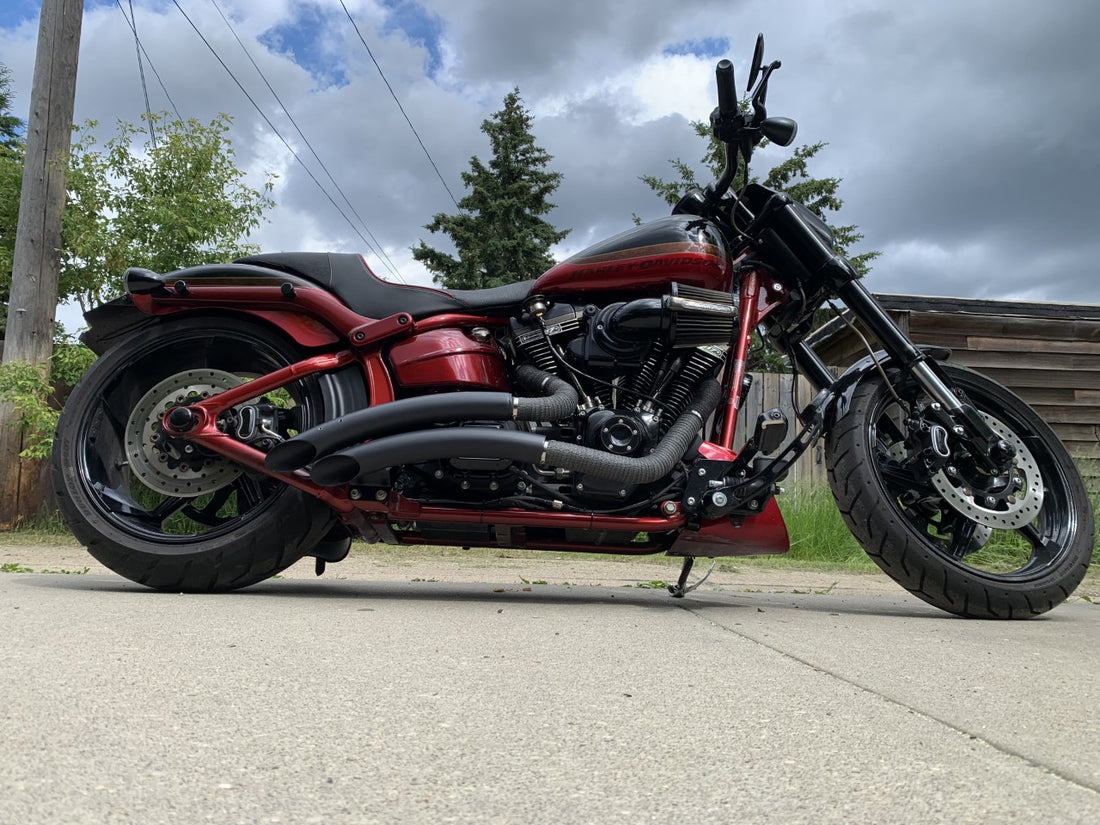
[52,35,1093,618]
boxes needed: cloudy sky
[3,0,1099,331]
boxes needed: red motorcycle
[53,36,1093,617]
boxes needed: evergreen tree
[641,119,879,371]
[413,89,569,289]
[641,120,879,275]
[0,64,26,334]
[0,64,23,150]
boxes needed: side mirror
[747,33,765,92]
[761,117,797,146]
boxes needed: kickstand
[668,557,716,598]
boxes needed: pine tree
[412,89,569,289]
[0,64,23,150]
[641,119,880,371]
[640,120,879,275]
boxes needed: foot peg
[310,527,352,576]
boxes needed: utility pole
[0,0,83,527]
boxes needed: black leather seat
[236,252,534,319]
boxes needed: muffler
[265,365,577,472]
[309,379,721,486]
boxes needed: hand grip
[715,59,737,118]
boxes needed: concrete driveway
[2,545,1098,824]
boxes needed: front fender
[819,344,952,428]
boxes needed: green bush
[0,338,95,458]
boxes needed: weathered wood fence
[810,294,1100,493]
[733,372,826,488]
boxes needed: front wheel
[52,317,340,591]
[825,363,1094,618]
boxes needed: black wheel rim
[75,325,320,547]
[867,372,1080,583]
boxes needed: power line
[113,0,182,121]
[338,0,460,209]
[126,0,156,148]
[207,0,403,280]
[167,0,405,280]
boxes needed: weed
[1,563,34,573]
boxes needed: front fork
[694,276,1020,522]
[799,279,1016,474]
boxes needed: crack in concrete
[676,602,1100,798]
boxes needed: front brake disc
[929,411,1044,530]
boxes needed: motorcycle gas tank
[532,215,733,295]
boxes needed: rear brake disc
[124,369,244,497]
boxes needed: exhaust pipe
[309,379,721,486]
[265,365,577,472]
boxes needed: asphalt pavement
[1,549,1098,824]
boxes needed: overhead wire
[338,0,460,209]
[206,0,403,280]
[167,0,405,280]
[113,0,183,121]
[126,0,156,148]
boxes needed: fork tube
[836,279,967,411]
[835,280,924,368]
[719,268,761,448]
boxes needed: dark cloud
[2,0,1099,329]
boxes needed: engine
[394,282,735,513]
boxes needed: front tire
[825,363,1094,618]
[52,317,339,591]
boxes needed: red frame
[147,262,792,557]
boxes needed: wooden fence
[732,372,826,488]
[810,294,1100,493]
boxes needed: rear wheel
[825,363,1093,618]
[52,317,339,591]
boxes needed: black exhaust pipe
[309,379,721,486]
[265,365,577,472]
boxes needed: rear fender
[80,295,342,354]
[120,263,362,348]
[80,298,370,421]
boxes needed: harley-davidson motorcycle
[52,36,1093,617]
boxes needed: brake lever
[750,61,782,126]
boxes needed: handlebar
[683,43,797,211]
[715,59,737,120]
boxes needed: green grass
[6,487,1097,574]
[776,484,876,570]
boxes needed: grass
[5,488,1097,576]
[775,484,876,570]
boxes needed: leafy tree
[412,89,569,289]
[641,120,878,275]
[0,112,274,463]
[58,112,275,314]
[0,337,95,459]
[0,64,25,334]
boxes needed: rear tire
[825,363,1093,618]
[52,317,339,591]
